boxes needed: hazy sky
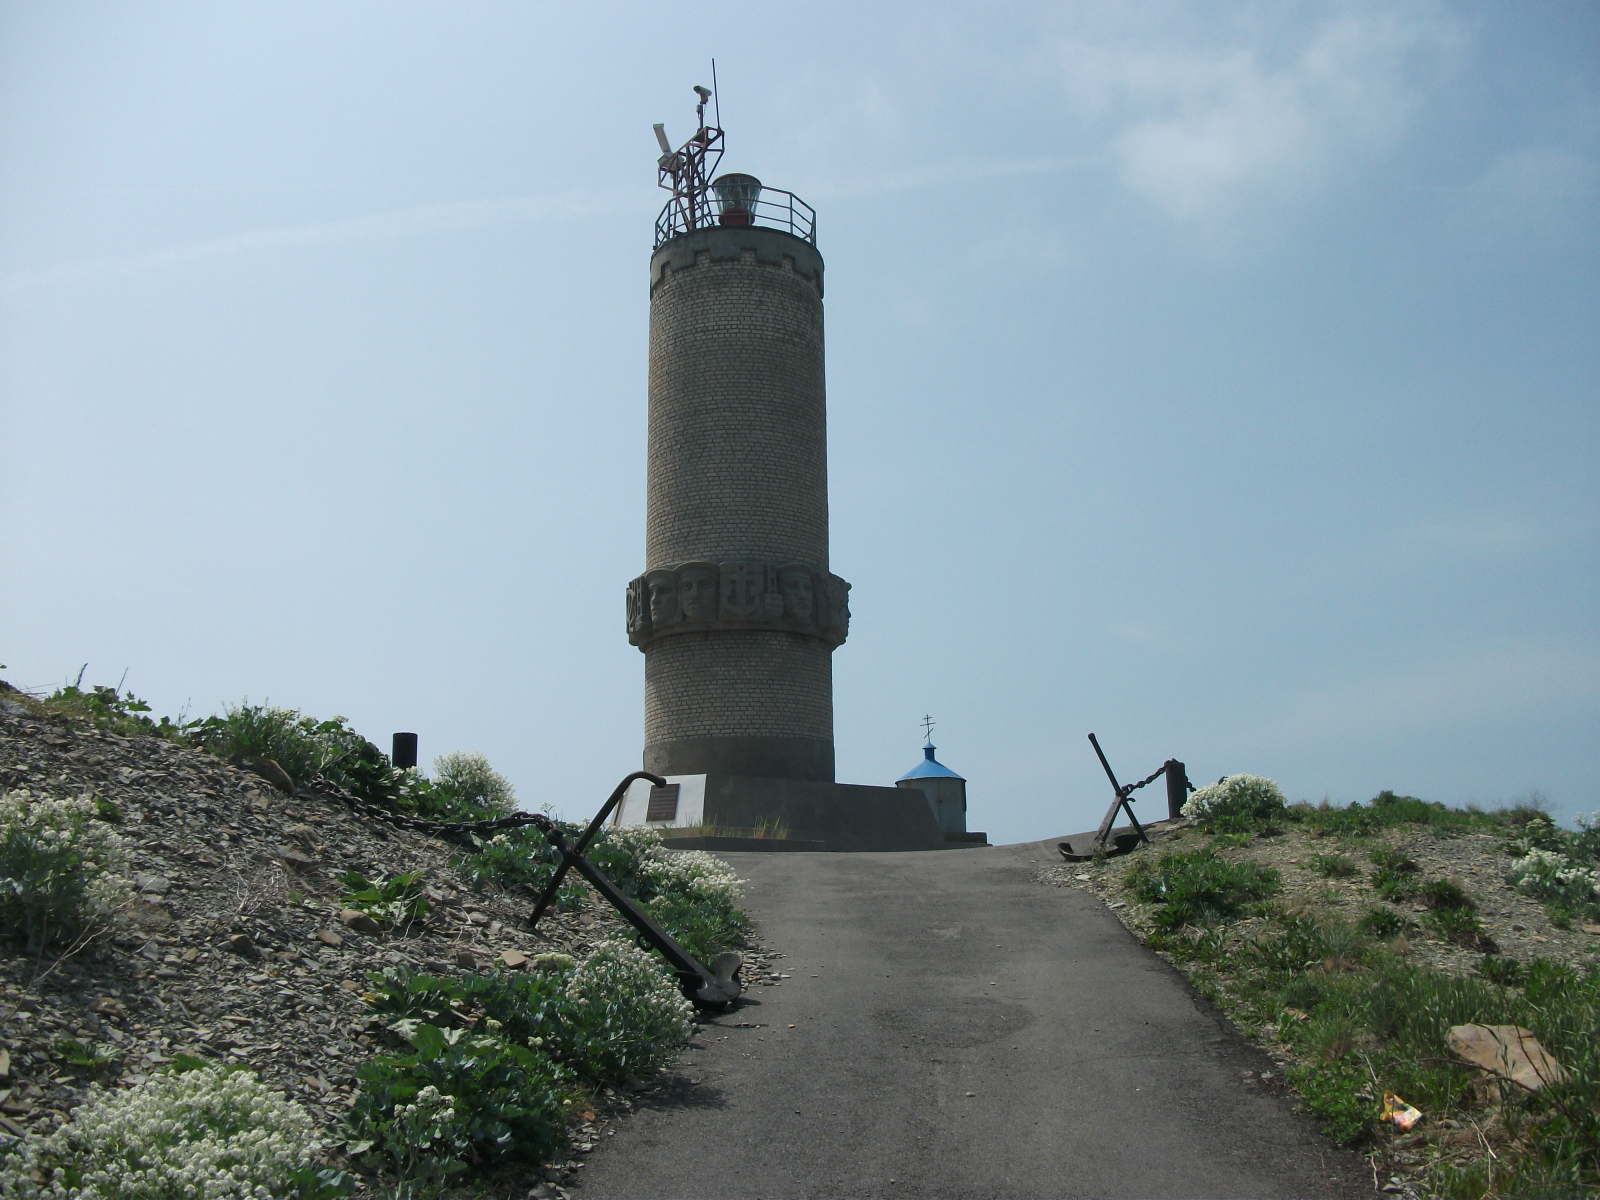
[3,2,1596,842]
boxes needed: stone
[250,759,295,794]
[499,950,529,970]
[1581,923,1600,935]
[133,873,171,895]
[626,562,849,647]
[455,950,480,969]
[130,900,174,930]
[226,933,262,959]
[90,997,126,1020]
[315,929,344,948]
[1447,1024,1568,1092]
[339,980,363,993]
[340,909,384,935]
[278,848,317,871]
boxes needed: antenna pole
[712,59,721,136]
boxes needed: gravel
[0,691,767,1187]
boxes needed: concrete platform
[616,773,948,852]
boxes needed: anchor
[1059,734,1191,862]
[527,771,743,1010]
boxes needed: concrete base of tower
[644,735,834,784]
[613,774,947,852]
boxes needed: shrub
[351,1023,569,1173]
[1250,914,1369,973]
[0,1066,338,1200]
[1478,955,1526,987]
[456,826,750,961]
[185,706,399,808]
[453,828,587,914]
[1357,906,1408,939]
[0,791,131,950]
[1418,877,1475,911]
[364,949,692,1082]
[1572,811,1600,862]
[420,753,515,821]
[40,673,185,741]
[1427,907,1497,952]
[1292,789,1507,839]
[1309,853,1358,879]
[561,940,695,1076]
[1180,775,1286,832]
[1506,847,1600,922]
[1125,848,1280,928]
[1369,847,1421,902]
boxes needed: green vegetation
[1357,905,1409,939]
[1369,847,1422,902]
[0,1065,348,1200]
[1116,781,1600,1197]
[457,825,751,963]
[1124,847,1281,929]
[0,791,131,950]
[1283,790,1545,841]
[1503,814,1600,925]
[340,871,430,932]
[6,670,759,1197]
[350,942,695,1188]
[34,669,188,741]
[409,752,516,821]
[1309,852,1359,878]
[1180,774,1286,833]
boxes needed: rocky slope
[0,691,778,1193]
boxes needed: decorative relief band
[626,561,850,649]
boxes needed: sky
[2,1,1596,843]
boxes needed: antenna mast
[654,79,724,236]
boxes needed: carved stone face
[646,571,679,625]
[678,566,719,621]
[779,567,814,622]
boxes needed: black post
[1165,759,1188,820]
[392,732,418,770]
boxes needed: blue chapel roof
[897,743,965,782]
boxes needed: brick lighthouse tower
[619,85,944,851]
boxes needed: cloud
[0,186,649,297]
[1054,5,1466,225]
[1449,144,1599,237]
[1246,641,1599,750]
[1388,513,1558,557]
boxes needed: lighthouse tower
[624,88,844,783]
[617,86,944,852]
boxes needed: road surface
[577,839,1371,1199]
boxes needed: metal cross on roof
[920,714,936,743]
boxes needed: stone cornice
[627,560,849,650]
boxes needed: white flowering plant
[1180,775,1287,832]
[560,938,695,1076]
[1505,812,1600,921]
[412,753,516,821]
[0,790,131,950]
[0,1066,346,1200]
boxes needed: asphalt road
[577,840,1373,1200]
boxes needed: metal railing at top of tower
[652,83,817,250]
[653,183,817,249]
